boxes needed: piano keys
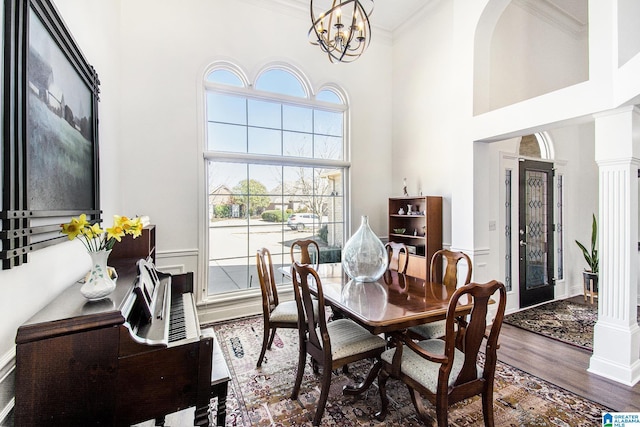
[14,257,217,426]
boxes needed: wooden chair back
[430,249,472,287]
[385,242,408,274]
[443,280,506,387]
[291,262,328,361]
[256,247,301,367]
[256,247,278,312]
[380,280,506,426]
[290,239,320,270]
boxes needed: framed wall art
[1,0,101,269]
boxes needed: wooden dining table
[286,263,474,335]
[280,263,475,396]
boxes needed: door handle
[519,240,527,247]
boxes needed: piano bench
[195,328,231,427]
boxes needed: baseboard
[0,347,15,426]
[198,290,263,325]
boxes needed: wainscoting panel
[0,347,15,426]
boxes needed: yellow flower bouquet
[60,214,143,252]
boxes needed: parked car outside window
[287,213,320,231]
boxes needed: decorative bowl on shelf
[393,228,406,234]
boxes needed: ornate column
[589,106,640,386]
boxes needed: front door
[519,159,555,307]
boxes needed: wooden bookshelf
[388,197,442,279]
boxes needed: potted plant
[575,213,598,299]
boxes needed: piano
[14,256,219,426]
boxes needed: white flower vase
[81,249,117,301]
[342,216,388,282]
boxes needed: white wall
[391,0,456,247]
[0,0,122,419]
[115,0,393,286]
[0,0,393,351]
[391,0,637,301]
[487,1,588,112]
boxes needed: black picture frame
[1,0,101,269]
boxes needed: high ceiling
[286,0,588,33]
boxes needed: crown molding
[513,0,587,40]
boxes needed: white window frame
[197,61,351,304]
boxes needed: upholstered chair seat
[319,318,386,360]
[381,339,479,393]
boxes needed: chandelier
[309,0,374,63]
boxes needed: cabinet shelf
[390,233,425,239]
[388,196,442,279]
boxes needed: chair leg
[291,350,306,400]
[312,364,332,426]
[267,328,277,349]
[408,386,434,426]
[375,368,390,421]
[256,325,271,367]
[434,391,449,427]
[482,389,495,427]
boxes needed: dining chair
[256,247,316,368]
[408,249,472,340]
[377,280,507,427]
[290,261,387,426]
[290,239,320,270]
[385,242,408,274]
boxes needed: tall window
[204,64,349,296]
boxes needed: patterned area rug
[504,299,640,351]
[206,315,609,426]
[504,299,598,350]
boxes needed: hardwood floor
[498,323,640,412]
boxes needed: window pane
[248,99,281,128]
[208,161,345,295]
[208,122,247,152]
[208,161,248,219]
[255,69,306,98]
[317,89,343,104]
[314,110,342,136]
[283,131,312,158]
[206,69,244,87]
[283,105,312,132]
[248,127,281,155]
[207,92,246,125]
[314,135,343,160]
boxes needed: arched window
[517,133,554,160]
[203,63,349,297]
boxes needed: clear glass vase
[342,216,388,282]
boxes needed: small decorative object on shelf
[407,204,413,215]
[398,208,405,215]
[403,178,408,196]
[61,214,143,300]
[342,215,388,282]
